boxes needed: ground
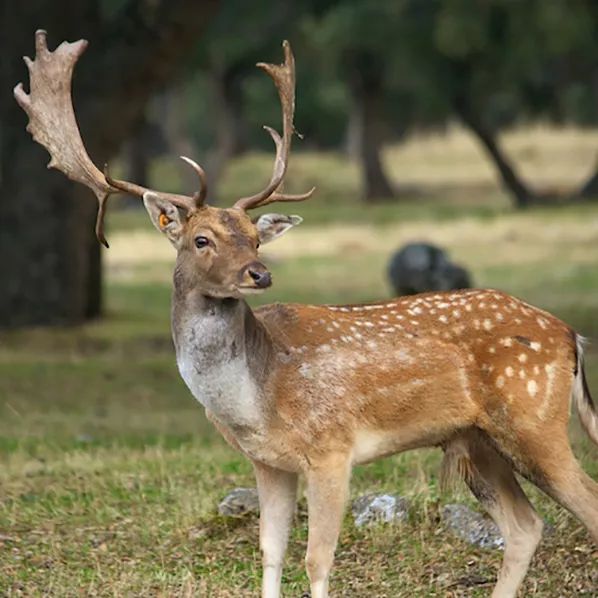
[1,125,597,596]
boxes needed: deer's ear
[255,214,302,245]
[143,192,185,247]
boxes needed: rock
[442,503,504,550]
[217,487,260,517]
[352,493,409,527]
[387,242,472,296]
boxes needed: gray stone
[218,487,260,517]
[352,493,409,527]
[442,503,504,550]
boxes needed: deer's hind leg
[517,434,598,543]
[443,430,544,598]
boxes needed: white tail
[573,335,598,445]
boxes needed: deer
[15,30,598,598]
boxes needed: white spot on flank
[488,346,496,354]
[483,319,493,331]
[530,341,541,352]
[453,309,461,318]
[439,315,448,324]
[332,321,340,329]
[501,337,513,347]
[299,363,313,378]
[519,369,526,379]
[496,376,505,389]
[518,353,528,363]
[537,317,548,329]
[505,366,514,377]
[527,380,538,398]
[465,304,473,312]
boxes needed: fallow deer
[15,30,598,598]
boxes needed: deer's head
[145,199,302,298]
[15,32,314,298]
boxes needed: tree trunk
[346,58,395,202]
[119,114,151,209]
[127,118,150,190]
[158,85,201,197]
[455,99,535,208]
[575,162,598,200]
[0,0,218,327]
[207,67,249,196]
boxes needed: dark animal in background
[388,242,471,296]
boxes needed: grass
[1,125,598,596]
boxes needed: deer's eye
[195,235,210,249]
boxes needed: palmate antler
[14,30,207,247]
[15,32,314,246]
[233,41,315,211]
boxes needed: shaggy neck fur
[170,279,274,432]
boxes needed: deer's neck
[171,288,273,431]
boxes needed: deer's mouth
[237,285,268,295]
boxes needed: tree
[400,0,538,207]
[0,0,218,327]
[306,1,400,201]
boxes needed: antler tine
[234,41,315,211]
[15,30,202,247]
[249,186,317,210]
[180,156,208,207]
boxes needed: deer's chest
[174,317,262,429]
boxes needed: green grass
[2,140,598,595]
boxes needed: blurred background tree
[2,0,598,327]
[0,0,218,327]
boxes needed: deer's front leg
[305,455,351,598]
[254,461,298,598]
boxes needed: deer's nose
[245,262,272,289]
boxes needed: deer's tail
[573,334,598,446]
